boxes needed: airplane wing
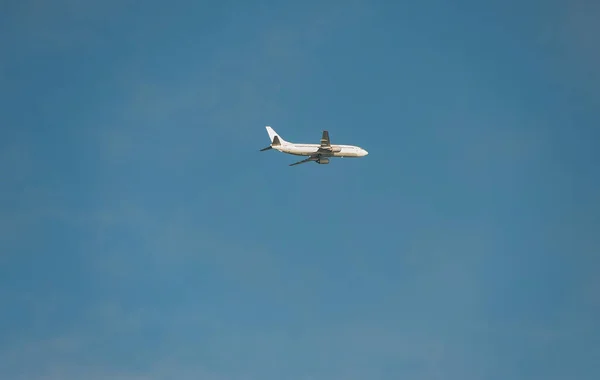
[289,131,331,166]
[289,156,318,166]
[320,130,331,148]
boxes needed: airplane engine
[329,146,342,153]
[317,158,330,164]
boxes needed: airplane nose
[363,149,368,156]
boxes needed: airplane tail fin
[266,126,287,145]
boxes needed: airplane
[259,126,368,166]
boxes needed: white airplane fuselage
[275,143,367,158]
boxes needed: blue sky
[1,0,599,379]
